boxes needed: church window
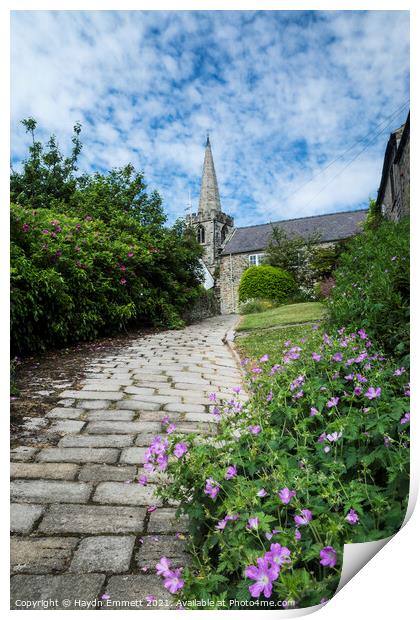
[221,224,228,244]
[197,225,205,244]
[249,254,265,266]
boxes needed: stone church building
[188,137,368,314]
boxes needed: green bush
[239,298,279,315]
[10,119,204,355]
[239,265,295,304]
[327,218,409,361]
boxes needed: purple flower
[278,487,296,505]
[204,478,220,499]
[257,488,268,497]
[208,392,217,402]
[320,546,337,568]
[327,397,339,408]
[270,364,282,374]
[294,509,312,526]
[21,223,29,232]
[163,568,184,594]
[295,529,301,541]
[356,374,367,383]
[174,443,188,458]
[247,516,259,529]
[353,386,362,396]
[232,386,241,394]
[394,367,406,376]
[161,415,170,426]
[332,353,343,362]
[345,509,359,525]
[400,411,410,425]
[225,465,237,480]
[248,425,261,434]
[344,373,354,381]
[265,543,291,567]
[326,431,342,442]
[260,354,269,362]
[358,329,368,340]
[318,432,327,443]
[312,352,322,361]
[266,390,273,402]
[384,435,391,448]
[365,387,381,400]
[252,367,263,374]
[310,407,319,416]
[245,557,279,598]
[156,556,172,576]
[138,475,148,486]
[166,423,176,434]
[216,518,228,530]
[293,389,304,399]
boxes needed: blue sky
[11,10,409,226]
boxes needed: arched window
[221,224,228,244]
[197,225,205,244]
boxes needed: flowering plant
[153,327,409,608]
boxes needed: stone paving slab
[10,573,106,609]
[36,447,120,463]
[11,537,78,574]
[39,504,146,534]
[10,503,44,534]
[59,434,134,448]
[11,446,39,462]
[104,575,175,609]
[11,480,93,504]
[10,462,79,480]
[93,481,161,506]
[46,407,84,419]
[70,536,135,573]
[78,464,137,482]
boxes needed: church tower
[189,136,234,274]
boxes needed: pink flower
[312,352,322,361]
[147,505,157,513]
[174,443,188,458]
[320,546,337,568]
[247,516,259,529]
[41,229,49,234]
[278,487,296,505]
[248,425,261,434]
[327,396,339,408]
[260,354,269,362]
[294,509,312,526]
[232,386,241,394]
[257,488,268,497]
[265,543,291,567]
[245,557,279,598]
[127,251,134,257]
[21,223,29,232]
[400,411,410,425]
[204,478,220,499]
[310,407,319,416]
[365,387,381,400]
[295,529,301,540]
[252,367,263,374]
[345,509,359,525]
[332,353,343,362]
[138,475,148,486]
[266,390,273,402]
[120,278,127,285]
[358,329,368,339]
[225,465,237,480]
[166,423,176,434]
[163,568,184,594]
[156,556,172,576]
[208,392,217,402]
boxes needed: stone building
[189,137,368,314]
[376,112,410,222]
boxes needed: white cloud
[11,10,409,226]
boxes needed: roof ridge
[236,208,369,231]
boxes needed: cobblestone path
[10,315,244,610]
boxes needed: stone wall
[219,253,249,314]
[183,288,220,324]
[381,126,410,222]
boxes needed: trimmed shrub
[238,265,295,304]
[327,218,409,360]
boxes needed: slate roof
[221,209,368,256]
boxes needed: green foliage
[239,298,279,315]
[155,328,409,607]
[265,226,320,294]
[10,120,204,354]
[364,197,383,231]
[310,242,345,279]
[327,218,409,360]
[239,265,295,304]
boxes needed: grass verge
[236,301,326,331]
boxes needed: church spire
[198,135,221,214]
